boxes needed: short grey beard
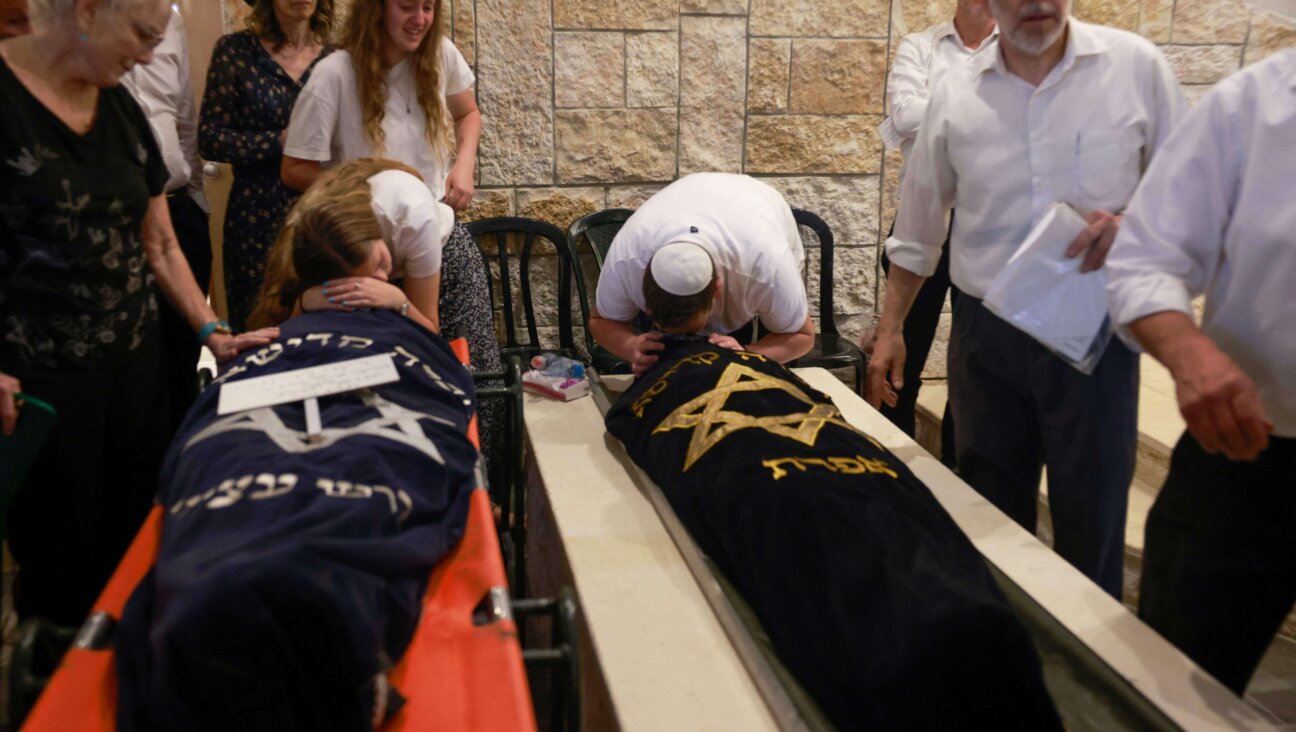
[991,0,1070,57]
[1006,16,1067,56]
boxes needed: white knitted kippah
[650,240,713,296]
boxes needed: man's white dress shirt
[1107,49,1296,437]
[884,19,997,182]
[121,8,207,210]
[886,19,1185,299]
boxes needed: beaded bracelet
[197,319,232,342]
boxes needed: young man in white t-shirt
[590,173,815,375]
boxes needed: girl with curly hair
[279,0,496,378]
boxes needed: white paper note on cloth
[984,202,1110,364]
[217,354,400,415]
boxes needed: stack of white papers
[984,203,1110,365]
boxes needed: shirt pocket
[1073,127,1144,213]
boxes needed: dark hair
[247,0,334,52]
[643,265,716,332]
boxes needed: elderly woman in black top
[0,0,277,625]
[200,0,332,329]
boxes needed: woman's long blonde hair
[341,0,451,160]
[248,158,424,329]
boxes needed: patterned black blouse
[0,57,167,372]
[199,30,331,330]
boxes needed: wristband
[198,319,232,342]
[399,300,410,318]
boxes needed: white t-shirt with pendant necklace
[284,37,475,201]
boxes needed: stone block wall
[220,0,1294,373]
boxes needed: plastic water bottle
[530,353,585,379]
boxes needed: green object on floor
[0,394,58,541]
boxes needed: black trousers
[880,220,958,467]
[7,336,169,626]
[159,193,212,433]
[949,296,1138,599]
[1139,433,1296,694]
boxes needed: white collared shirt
[1106,49,1296,437]
[284,40,475,201]
[886,19,1185,298]
[885,19,997,182]
[121,8,208,209]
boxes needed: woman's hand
[207,328,280,365]
[1,370,21,437]
[320,277,408,312]
[443,162,475,211]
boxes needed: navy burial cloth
[116,311,479,731]
[605,338,1060,730]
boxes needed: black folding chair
[566,208,637,373]
[467,217,582,364]
[789,208,867,396]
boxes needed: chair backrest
[466,216,586,360]
[566,208,636,363]
[791,208,838,336]
[567,208,635,270]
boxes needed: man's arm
[886,34,931,140]
[866,264,927,408]
[1106,75,1265,459]
[589,307,664,376]
[746,314,814,364]
[1129,311,1270,461]
[868,79,958,408]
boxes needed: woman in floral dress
[200,0,333,329]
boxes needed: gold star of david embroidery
[652,362,857,471]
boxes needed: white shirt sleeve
[1106,83,1239,331]
[594,259,642,324]
[283,59,341,163]
[395,202,444,279]
[752,254,809,334]
[440,38,476,96]
[885,77,958,278]
[887,34,930,140]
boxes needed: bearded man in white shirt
[1104,0,1296,694]
[877,0,996,458]
[121,7,212,433]
[869,0,1185,599]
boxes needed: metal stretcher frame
[21,338,536,732]
[585,368,1274,732]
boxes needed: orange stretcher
[22,339,537,732]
